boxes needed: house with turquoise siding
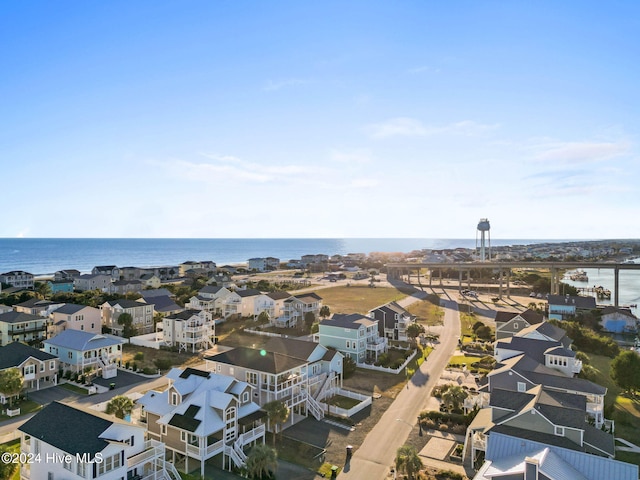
[318,313,387,363]
[47,279,74,294]
[43,330,123,378]
[547,295,596,320]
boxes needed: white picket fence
[356,350,418,374]
[320,388,371,418]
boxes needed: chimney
[524,456,539,480]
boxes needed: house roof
[199,285,224,295]
[495,309,544,325]
[44,330,123,352]
[140,288,174,298]
[0,311,44,324]
[236,288,262,298]
[601,306,637,318]
[143,295,182,313]
[105,299,151,309]
[267,291,291,300]
[14,298,57,309]
[112,279,142,286]
[496,336,563,364]
[544,346,576,358]
[286,292,322,303]
[18,402,115,456]
[492,354,606,395]
[517,322,568,343]
[484,431,637,480]
[166,309,207,321]
[52,303,87,315]
[263,337,322,360]
[205,347,306,374]
[0,342,56,369]
[548,295,596,309]
[321,313,376,329]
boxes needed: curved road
[338,299,461,480]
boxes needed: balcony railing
[127,439,164,468]
[238,424,265,446]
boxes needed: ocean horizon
[0,237,587,275]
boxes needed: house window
[242,392,249,403]
[216,364,221,372]
[517,382,526,392]
[49,361,55,370]
[246,372,257,384]
[24,365,35,376]
[63,456,73,471]
[554,426,565,436]
[68,352,73,359]
[77,461,86,477]
[513,323,518,329]
[181,431,186,441]
[171,392,179,405]
[161,425,167,435]
[40,363,45,372]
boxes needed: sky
[1,1,638,239]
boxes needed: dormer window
[171,392,179,405]
[554,426,565,436]
[242,392,249,403]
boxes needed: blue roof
[485,432,637,480]
[44,330,123,352]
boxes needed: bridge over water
[385,261,640,307]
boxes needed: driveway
[27,385,81,405]
[338,299,461,479]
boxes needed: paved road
[338,299,461,480]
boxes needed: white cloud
[532,141,629,164]
[365,117,499,139]
[350,178,379,188]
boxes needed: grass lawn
[122,343,202,372]
[407,298,444,326]
[587,353,640,465]
[448,355,482,368]
[59,383,89,394]
[318,285,408,314]
[326,395,361,409]
[406,346,433,377]
[0,438,20,480]
[0,400,42,421]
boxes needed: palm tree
[257,310,270,324]
[245,443,278,479]
[441,385,468,412]
[105,395,134,420]
[395,445,423,479]
[263,400,290,445]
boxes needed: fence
[244,327,287,338]
[356,350,418,374]
[321,388,372,418]
[129,333,167,350]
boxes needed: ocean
[0,237,554,275]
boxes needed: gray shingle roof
[0,311,43,324]
[0,342,56,369]
[205,347,306,374]
[18,402,113,456]
[263,337,320,360]
[321,313,376,329]
[548,295,597,309]
[52,303,87,315]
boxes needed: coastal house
[481,353,608,429]
[0,342,58,396]
[74,273,112,293]
[494,322,581,377]
[276,292,323,328]
[108,279,144,295]
[54,269,81,281]
[179,261,216,277]
[92,265,121,281]
[600,306,638,333]
[160,309,215,353]
[318,313,387,363]
[221,289,263,319]
[13,298,65,317]
[207,274,234,288]
[140,294,184,318]
[547,295,596,321]
[49,303,102,335]
[257,291,291,321]
[247,257,280,272]
[186,286,232,316]
[43,330,122,378]
[137,367,265,476]
[494,309,545,340]
[472,431,637,480]
[19,401,178,480]
[205,346,327,426]
[0,271,34,290]
[0,311,49,347]
[140,274,162,289]
[101,299,155,336]
[465,384,616,470]
[369,301,416,342]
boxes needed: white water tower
[476,218,491,262]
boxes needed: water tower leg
[614,267,619,307]
[498,269,503,299]
[458,269,462,292]
[506,269,511,298]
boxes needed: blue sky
[1,1,638,239]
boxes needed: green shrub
[154,357,173,371]
[134,352,144,361]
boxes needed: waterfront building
[0,271,34,290]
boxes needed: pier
[386,261,640,307]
